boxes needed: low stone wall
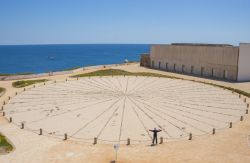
[82,63,129,70]
[0,63,134,81]
[0,71,73,81]
[140,54,150,67]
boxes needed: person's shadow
[146,144,157,147]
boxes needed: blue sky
[0,0,249,45]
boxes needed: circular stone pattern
[4,76,247,144]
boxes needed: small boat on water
[47,56,55,60]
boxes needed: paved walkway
[3,76,248,144]
[0,63,250,163]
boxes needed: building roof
[171,43,234,47]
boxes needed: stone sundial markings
[3,76,247,143]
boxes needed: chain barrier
[1,76,249,145]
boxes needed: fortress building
[140,43,250,82]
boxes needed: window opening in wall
[212,68,215,77]
[191,66,194,74]
[223,70,228,79]
[174,64,176,71]
[158,62,161,69]
[201,67,205,76]
[151,61,154,68]
[166,63,168,70]
[182,64,185,73]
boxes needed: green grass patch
[12,79,48,88]
[0,72,34,76]
[0,87,5,94]
[196,81,250,98]
[72,69,133,77]
[71,69,181,79]
[72,69,250,98]
[0,134,13,152]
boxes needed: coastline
[0,62,138,81]
[0,44,149,75]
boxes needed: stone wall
[238,43,250,81]
[140,54,150,67]
[0,71,73,81]
[150,44,239,81]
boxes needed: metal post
[229,122,232,128]
[212,128,215,135]
[64,133,67,140]
[240,116,243,121]
[1,106,3,111]
[115,150,118,162]
[39,128,42,135]
[189,133,192,140]
[127,138,130,145]
[3,101,5,105]
[246,109,248,114]
[3,112,5,116]
[239,94,241,98]
[9,117,12,123]
[54,81,56,83]
[44,83,45,85]
[24,88,26,91]
[244,98,247,103]
[247,104,249,108]
[21,123,24,129]
[33,85,35,88]
[160,137,163,144]
[93,137,97,145]
[66,78,68,82]
[16,92,18,95]
[114,144,119,162]
[8,96,10,100]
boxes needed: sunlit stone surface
[4,76,247,144]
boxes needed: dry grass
[0,133,13,153]
[12,79,48,88]
[72,69,250,98]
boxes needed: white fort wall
[238,43,250,82]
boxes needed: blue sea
[0,44,150,74]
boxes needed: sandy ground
[0,63,250,163]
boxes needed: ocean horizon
[0,44,149,74]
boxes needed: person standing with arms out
[149,128,162,145]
